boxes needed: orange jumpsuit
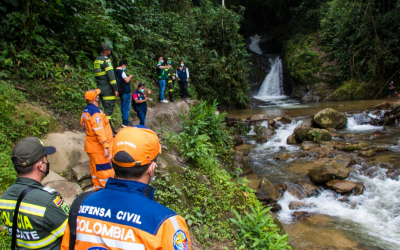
[80,103,114,190]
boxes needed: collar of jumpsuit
[102,177,155,199]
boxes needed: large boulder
[374,102,391,110]
[309,161,351,183]
[294,127,313,142]
[256,178,282,203]
[313,108,347,129]
[307,128,332,142]
[42,131,89,174]
[301,118,314,127]
[277,115,292,124]
[249,114,269,125]
[254,125,276,137]
[286,134,298,144]
[232,151,253,175]
[42,170,67,186]
[326,180,358,193]
[45,180,83,207]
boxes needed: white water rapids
[255,56,285,99]
[248,113,400,249]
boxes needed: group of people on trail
[156,56,190,103]
[0,43,192,250]
[94,43,190,129]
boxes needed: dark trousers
[178,81,189,99]
[136,111,146,125]
[100,95,116,121]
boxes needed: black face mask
[39,162,50,176]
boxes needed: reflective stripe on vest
[102,96,116,100]
[0,199,46,217]
[95,72,107,76]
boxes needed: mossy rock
[294,127,313,142]
[307,128,332,142]
[309,161,350,183]
[313,108,347,129]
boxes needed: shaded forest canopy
[0,0,250,109]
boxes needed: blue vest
[132,89,147,112]
[116,69,131,93]
[177,67,188,82]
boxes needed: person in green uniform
[94,43,119,125]
[0,137,69,249]
[165,57,176,102]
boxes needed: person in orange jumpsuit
[61,126,191,250]
[81,89,114,190]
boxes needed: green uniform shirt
[0,177,69,250]
[94,55,118,94]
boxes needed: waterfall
[256,55,284,98]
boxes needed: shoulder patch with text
[173,230,188,250]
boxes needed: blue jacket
[116,69,131,93]
[132,89,147,112]
[60,178,191,250]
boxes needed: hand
[172,76,176,80]
[115,91,119,97]
[104,148,109,158]
[168,65,172,68]
[178,78,181,81]
[129,75,134,78]
[145,97,149,101]
[147,89,152,95]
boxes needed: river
[228,98,400,250]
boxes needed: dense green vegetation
[1,0,250,111]
[156,101,290,249]
[230,0,400,99]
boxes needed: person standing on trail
[80,89,114,190]
[116,59,134,127]
[156,56,171,103]
[166,57,176,102]
[388,81,396,100]
[132,83,150,125]
[61,126,191,250]
[94,43,118,132]
[176,60,190,101]
[0,137,69,249]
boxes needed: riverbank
[226,99,400,249]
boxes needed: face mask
[168,61,172,65]
[161,60,164,64]
[140,89,145,93]
[123,68,126,71]
[39,161,50,176]
[180,64,184,67]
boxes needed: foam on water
[255,56,284,99]
[346,116,382,131]
[278,165,400,249]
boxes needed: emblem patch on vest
[173,230,188,250]
[95,117,101,123]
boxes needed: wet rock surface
[326,180,358,193]
[309,161,351,183]
[256,177,282,203]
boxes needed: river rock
[275,183,287,192]
[254,125,276,136]
[268,118,276,126]
[300,118,314,127]
[256,136,270,143]
[286,134,298,144]
[42,170,67,186]
[326,180,357,193]
[298,182,320,197]
[313,108,347,129]
[374,102,391,110]
[288,187,303,200]
[274,153,291,160]
[250,114,268,125]
[353,183,365,195]
[358,148,376,157]
[256,178,282,203]
[232,151,253,175]
[225,116,241,127]
[42,131,89,174]
[307,128,332,142]
[72,162,91,181]
[278,115,291,124]
[309,161,351,183]
[303,214,332,226]
[294,127,313,142]
[289,201,306,210]
[232,135,245,146]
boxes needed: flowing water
[228,100,400,249]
